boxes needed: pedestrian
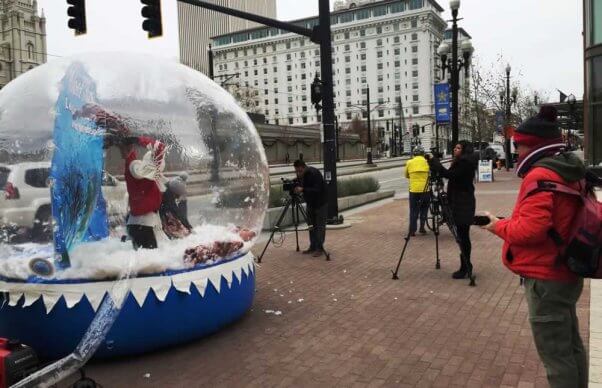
[405,145,430,236]
[160,176,193,239]
[429,140,477,279]
[481,106,587,388]
[293,160,328,257]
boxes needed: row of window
[214,0,424,47]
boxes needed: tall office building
[178,0,277,75]
[0,0,47,90]
[211,0,469,152]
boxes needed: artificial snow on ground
[0,223,254,281]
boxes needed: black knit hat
[515,106,562,140]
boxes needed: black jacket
[434,155,476,226]
[301,166,327,208]
[160,188,192,231]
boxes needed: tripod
[257,193,330,263]
[391,173,476,286]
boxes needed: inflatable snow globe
[0,53,268,359]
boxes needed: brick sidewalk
[75,171,589,388]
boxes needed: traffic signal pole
[177,0,340,223]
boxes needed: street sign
[434,83,451,123]
[478,160,493,183]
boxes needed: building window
[412,58,418,65]
[411,19,418,28]
[361,65,367,72]
[377,75,384,82]
[377,63,383,70]
[394,60,401,67]
[413,106,419,114]
[409,0,423,10]
[413,95,419,102]
[302,117,308,124]
[394,36,400,44]
[360,53,367,60]
[377,51,383,58]
[412,70,418,77]
[289,118,294,125]
[395,84,401,91]
[345,56,351,63]
[345,67,351,74]
[344,44,350,51]
[378,110,384,118]
[346,90,352,97]
[412,83,419,89]
[378,87,384,93]
[346,112,352,120]
[344,32,350,40]
[360,42,366,49]
[412,46,418,53]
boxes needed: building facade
[211,0,453,153]
[0,0,46,90]
[584,0,602,165]
[178,0,277,75]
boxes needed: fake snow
[0,223,254,280]
[264,310,282,316]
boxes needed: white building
[0,0,47,90]
[178,0,277,75]
[211,0,461,153]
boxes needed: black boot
[452,256,468,279]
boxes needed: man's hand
[480,211,500,232]
[294,186,304,194]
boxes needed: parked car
[0,162,127,242]
[489,144,506,161]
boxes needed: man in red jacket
[483,106,587,388]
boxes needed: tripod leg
[434,221,441,270]
[392,233,412,280]
[257,200,293,263]
[293,202,300,252]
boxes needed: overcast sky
[38,0,583,98]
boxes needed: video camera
[281,178,301,196]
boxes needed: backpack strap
[523,180,584,201]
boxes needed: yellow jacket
[405,155,430,193]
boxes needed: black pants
[127,225,157,250]
[455,224,472,267]
[409,192,430,233]
[307,203,327,251]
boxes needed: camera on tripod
[281,178,301,195]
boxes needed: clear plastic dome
[0,53,269,280]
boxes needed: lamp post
[567,94,576,150]
[499,64,516,170]
[437,0,473,148]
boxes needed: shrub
[337,176,380,198]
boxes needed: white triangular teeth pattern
[130,287,150,308]
[86,292,106,312]
[22,293,41,308]
[8,292,22,306]
[192,278,208,297]
[0,253,255,313]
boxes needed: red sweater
[124,137,164,216]
[494,167,581,282]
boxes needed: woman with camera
[430,141,477,279]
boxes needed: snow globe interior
[0,52,269,282]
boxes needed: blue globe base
[0,256,255,360]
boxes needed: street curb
[262,190,395,230]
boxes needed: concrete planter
[262,190,394,230]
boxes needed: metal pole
[505,70,513,170]
[335,115,340,162]
[366,86,373,165]
[451,8,459,147]
[398,96,404,154]
[318,0,339,223]
[208,44,214,80]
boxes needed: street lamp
[437,0,473,149]
[501,63,515,170]
[567,94,576,150]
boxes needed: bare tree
[225,84,262,114]
[346,115,379,146]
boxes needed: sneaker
[312,250,324,257]
[302,248,315,254]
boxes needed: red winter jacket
[493,167,581,282]
[125,137,165,217]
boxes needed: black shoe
[302,248,316,254]
[419,229,427,235]
[452,269,468,279]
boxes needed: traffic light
[311,76,323,109]
[141,0,163,38]
[66,0,86,35]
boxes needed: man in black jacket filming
[293,160,327,257]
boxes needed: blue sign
[434,83,451,123]
[495,111,505,134]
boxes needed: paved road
[342,166,409,195]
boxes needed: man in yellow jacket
[405,146,430,236]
